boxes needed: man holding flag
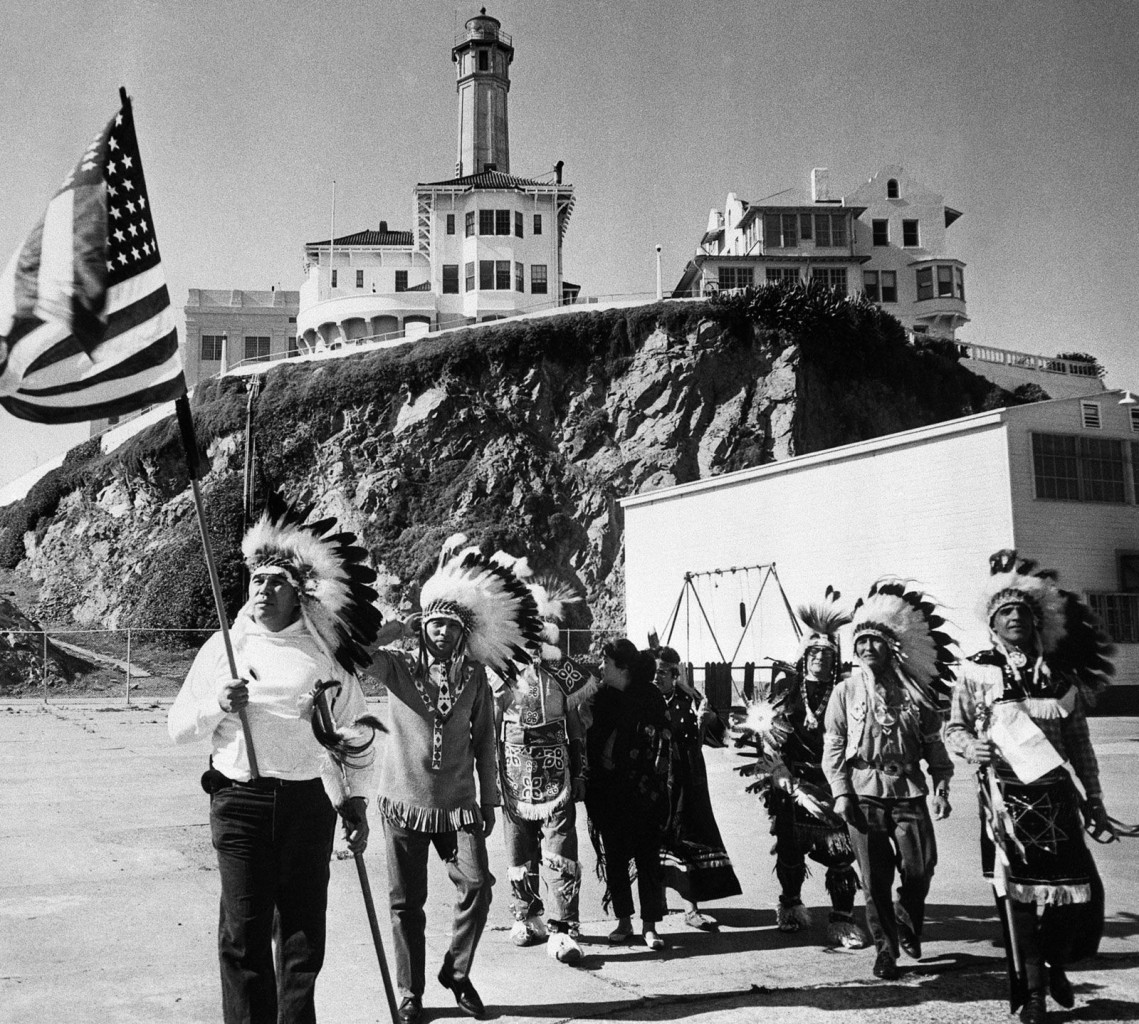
[946,550,1115,1024]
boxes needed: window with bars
[814,213,847,247]
[201,335,224,361]
[356,269,364,289]
[1087,592,1139,643]
[331,269,337,288]
[1032,432,1125,502]
[244,336,271,363]
[442,264,459,294]
[719,266,754,290]
[395,270,408,292]
[531,264,548,294]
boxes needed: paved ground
[1,700,1137,1024]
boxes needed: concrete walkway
[1,701,1136,1024]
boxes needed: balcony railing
[961,343,1101,377]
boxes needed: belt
[229,776,320,790]
[849,756,913,777]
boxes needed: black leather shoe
[397,995,422,1024]
[438,969,486,1018]
[1019,989,1047,1024]
[872,949,900,980]
[1048,964,1075,1009]
[898,927,922,960]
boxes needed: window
[880,270,897,302]
[764,213,797,248]
[465,211,475,237]
[903,220,920,247]
[515,261,524,291]
[244,336,270,363]
[1087,592,1139,643]
[533,214,543,235]
[531,264,548,294]
[872,219,889,246]
[863,270,879,302]
[1121,551,1139,591]
[812,267,846,292]
[1131,408,1139,433]
[719,266,754,290]
[479,260,494,289]
[495,260,511,289]
[799,214,813,241]
[495,209,511,235]
[955,266,965,300]
[479,210,495,235]
[201,335,224,361]
[937,265,954,297]
[916,267,934,301]
[395,270,408,293]
[478,49,488,71]
[331,269,337,288]
[887,178,899,199]
[465,261,475,292]
[515,212,523,238]
[442,264,459,294]
[287,336,298,358]
[356,269,364,289]
[814,213,846,247]
[1032,432,1125,502]
[446,214,456,235]
[1081,401,1102,429]
[765,267,799,284]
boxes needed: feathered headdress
[795,586,851,662]
[241,492,382,675]
[491,551,582,662]
[420,535,542,674]
[979,549,1115,692]
[851,580,956,708]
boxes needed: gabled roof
[305,228,413,247]
[417,169,568,190]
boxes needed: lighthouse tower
[453,8,513,177]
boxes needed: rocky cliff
[1,289,1018,643]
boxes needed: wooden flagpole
[175,395,260,778]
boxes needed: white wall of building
[623,414,1015,670]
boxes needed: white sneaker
[510,915,546,947]
[547,932,583,965]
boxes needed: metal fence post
[125,628,132,707]
[41,630,48,703]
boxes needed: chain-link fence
[0,626,634,703]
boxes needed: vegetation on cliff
[1,284,1024,641]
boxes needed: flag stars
[131,247,140,261]
[118,253,129,266]
[110,207,121,220]
[107,184,118,197]
[138,197,146,210]
[106,159,117,176]
[122,179,134,192]
[121,154,133,170]
[125,200,136,214]
[128,222,139,237]
[115,113,122,126]
[114,228,126,243]
[108,136,119,151]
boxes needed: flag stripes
[0,95,185,424]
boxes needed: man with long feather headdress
[945,550,1116,1024]
[487,552,598,967]
[822,581,956,982]
[735,589,867,948]
[366,535,542,1024]
[169,495,384,1024]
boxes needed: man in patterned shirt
[946,550,1115,1024]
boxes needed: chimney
[554,160,564,184]
[811,168,830,203]
[379,220,388,233]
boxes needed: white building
[674,165,967,341]
[297,10,576,350]
[621,391,1139,705]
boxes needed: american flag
[0,93,185,424]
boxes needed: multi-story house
[673,165,967,340]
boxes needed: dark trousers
[599,825,665,924]
[209,779,336,1024]
[847,797,937,957]
[382,820,494,1000]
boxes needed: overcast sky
[2,0,1137,487]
